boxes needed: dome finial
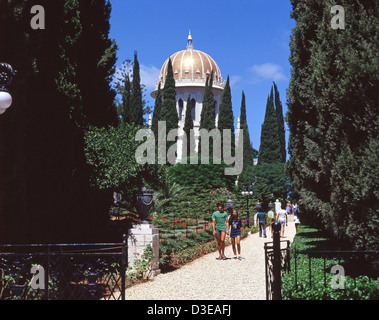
[187,30,193,50]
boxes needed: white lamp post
[0,63,16,115]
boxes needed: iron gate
[0,235,127,300]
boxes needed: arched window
[191,98,196,121]
[178,99,184,120]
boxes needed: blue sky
[109,0,295,153]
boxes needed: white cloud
[140,64,160,91]
[230,75,242,88]
[248,63,287,82]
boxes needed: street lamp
[225,198,235,215]
[0,63,16,115]
[241,185,253,227]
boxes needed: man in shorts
[212,202,229,260]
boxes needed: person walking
[229,209,243,260]
[293,203,298,215]
[286,201,293,215]
[277,208,288,237]
[212,202,229,260]
[267,209,274,233]
[256,209,267,238]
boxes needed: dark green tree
[259,87,281,164]
[118,74,131,123]
[84,123,161,205]
[182,95,196,160]
[239,91,255,174]
[77,0,118,127]
[200,73,216,130]
[130,51,144,126]
[218,76,235,161]
[243,162,290,203]
[0,0,118,243]
[273,82,286,162]
[199,73,215,160]
[151,82,162,138]
[287,0,379,249]
[160,58,179,162]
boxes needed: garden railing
[0,235,127,300]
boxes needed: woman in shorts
[229,209,243,260]
[212,202,229,260]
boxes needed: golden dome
[151,32,225,98]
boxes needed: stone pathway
[122,216,297,300]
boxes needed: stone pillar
[127,223,160,277]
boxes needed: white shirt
[278,209,287,220]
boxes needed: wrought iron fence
[291,249,379,293]
[264,238,291,300]
[264,224,379,300]
[0,235,127,300]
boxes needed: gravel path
[123,216,297,300]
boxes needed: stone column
[127,223,160,277]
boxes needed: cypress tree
[287,0,379,249]
[239,91,255,171]
[182,95,196,160]
[258,86,281,164]
[160,58,179,162]
[151,82,162,138]
[119,74,131,123]
[77,0,118,127]
[218,75,235,160]
[199,73,215,160]
[1,0,118,243]
[200,73,215,130]
[151,82,162,164]
[273,82,286,162]
[130,51,144,126]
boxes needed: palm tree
[153,182,184,214]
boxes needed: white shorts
[279,218,286,225]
